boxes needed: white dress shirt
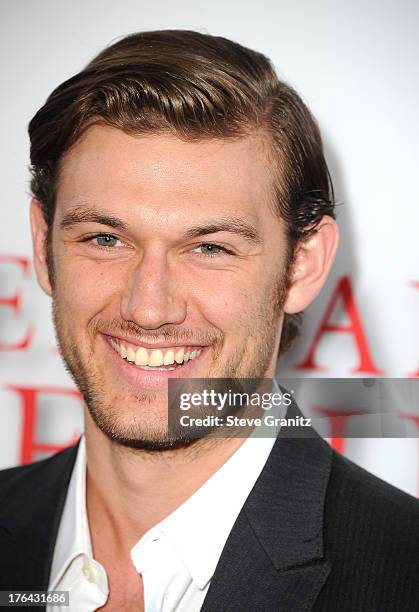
[48,399,283,612]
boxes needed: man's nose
[120,250,187,329]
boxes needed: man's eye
[194,243,226,257]
[92,234,122,248]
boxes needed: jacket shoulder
[315,450,419,611]
[0,444,79,591]
[0,444,78,497]
[328,449,419,521]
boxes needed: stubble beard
[52,266,291,453]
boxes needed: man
[0,30,418,611]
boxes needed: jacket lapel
[201,405,333,612]
[0,443,79,590]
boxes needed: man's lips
[102,334,208,390]
[105,334,205,368]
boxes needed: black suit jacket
[1,414,419,611]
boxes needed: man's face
[42,125,291,449]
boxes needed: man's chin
[107,432,200,452]
[86,398,223,453]
[83,399,188,451]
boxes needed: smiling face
[32,125,293,449]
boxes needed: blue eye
[94,234,120,248]
[196,243,224,257]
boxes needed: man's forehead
[55,125,280,235]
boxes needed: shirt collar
[131,433,277,590]
[49,435,92,590]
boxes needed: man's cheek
[59,264,121,311]
[193,278,247,312]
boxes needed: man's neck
[85,421,246,555]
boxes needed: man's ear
[30,198,53,296]
[284,216,339,314]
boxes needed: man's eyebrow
[59,206,128,231]
[181,218,263,245]
[60,208,263,244]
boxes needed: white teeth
[163,349,175,365]
[135,347,148,366]
[149,349,164,366]
[126,347,136,362]
[110,340,202,367]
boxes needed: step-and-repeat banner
[1,0,418,495]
